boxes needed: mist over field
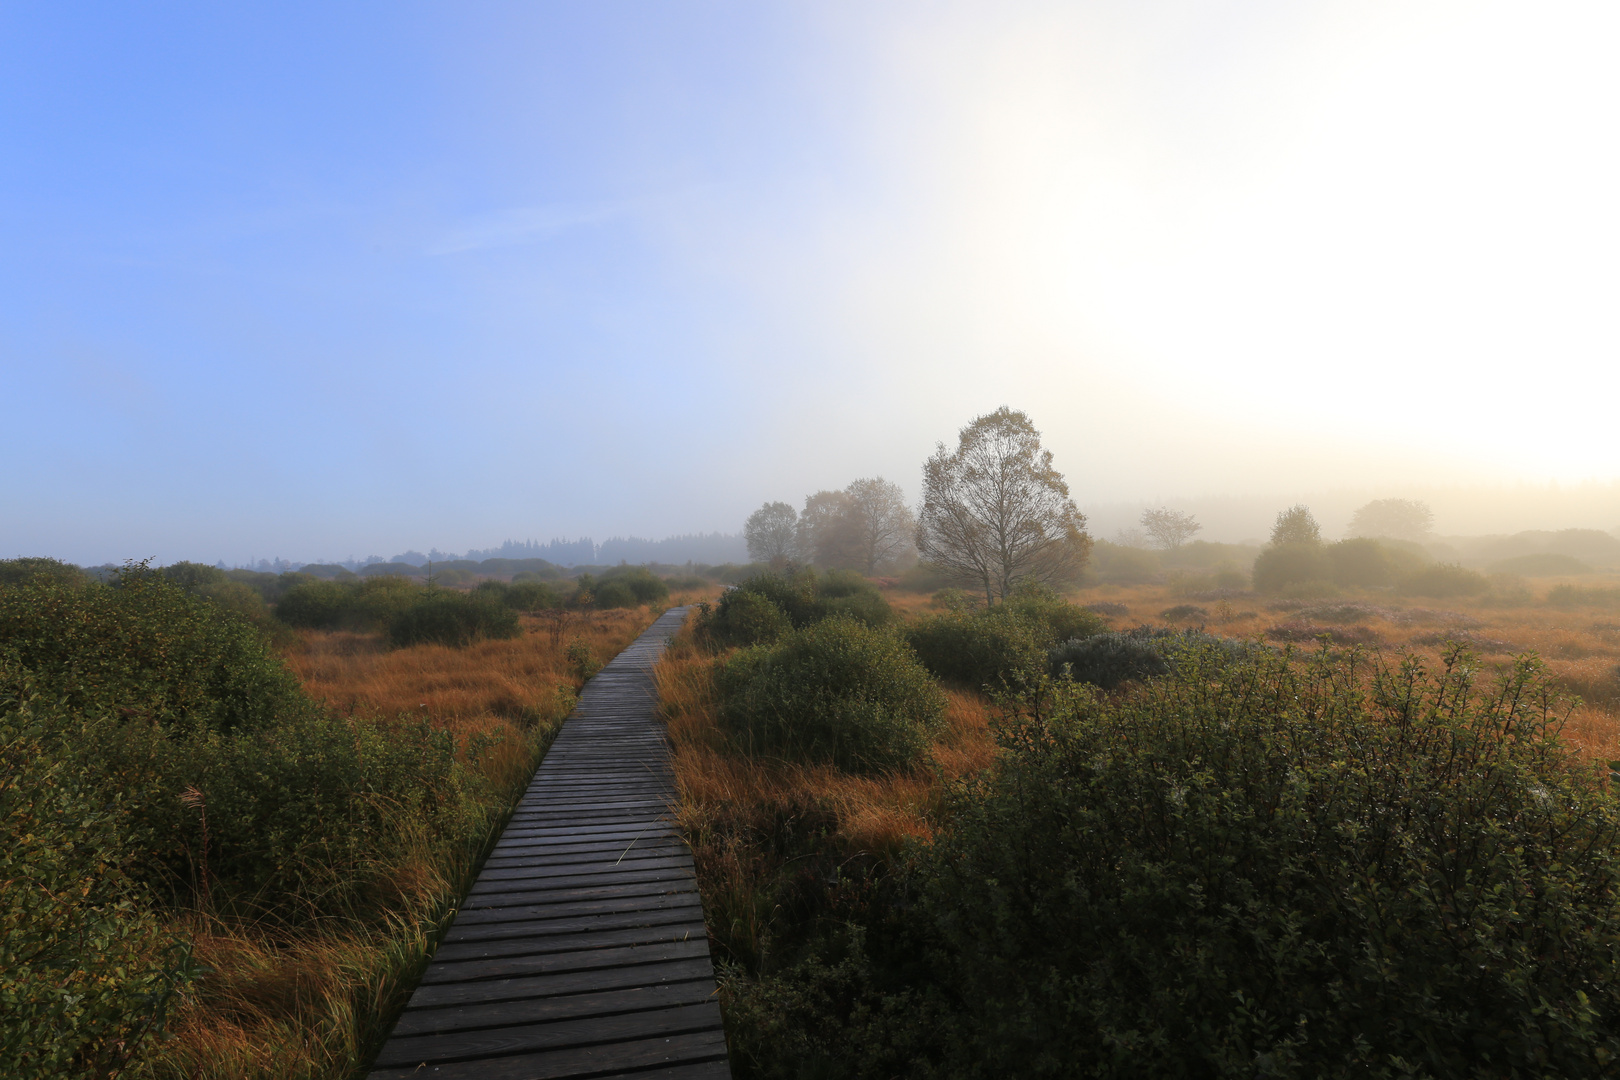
[3,2,1617,566]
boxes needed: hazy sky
[4,2,1617,564]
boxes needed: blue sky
[4,2,1618,564]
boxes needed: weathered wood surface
[368,606,730,1080]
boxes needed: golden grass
[1060,578,1620,761]
[147,606,663,1079]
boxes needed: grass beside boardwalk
[147,608,662,1078]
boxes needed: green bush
[592,579,638,608]
[1,700,193,1078]
[700,589,795,648]
[1001,582,1106,643]
[895,647,1620,1078]
[274,579,352,628]
[0,557,93,589]
[716,618,945,773]
[0,569,313,735]
[1047,625,1258,689]
[386,592,521,648]
[597,565,671,606]
[1398,562,1490,598]
[903,609,1047,690]
[1252,543,1332,594]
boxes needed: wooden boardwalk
[368,606,731,1080]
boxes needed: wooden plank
[368,1029,729,1080]
[366,607,730,1078]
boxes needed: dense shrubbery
[905,585,1107,689]
[0,567,314,735]
[577,565,670,609]
[1,700,193,1078]
[0,568,509,1068]
[727,646,1620,1078]
[1048,625,1261,689]
[903,608,1047,690]
[715,617,944,773]
[386,591,522,648]
[698,569,892,648]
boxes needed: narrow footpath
[368,606,731,1080]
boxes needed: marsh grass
[141,607,660,1079]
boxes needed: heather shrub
[897,647,1620,1078]
[386,591,521,648]
[1159,604,1207,621]
[1398,562,1490,598]
[716,618,945,773]
[1084,601,1129,617]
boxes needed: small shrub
[593,580,638,609]
[1325,537,1396,587]
[699,589,794,648]
[1252,543,1332,594]
[1083,601,1128,617]
[716,618,945,773]
[386,592,521,648]
[1049,626,1260,689]
[566,638,602,683]
[1159,604,1207,621]
[596,565,671,607]
[1398,562,1490,598]
[1002,583,1106,644]
[903,609,1047,690]
[274,579,352,629]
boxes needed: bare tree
[915,407,1091,605]
[745,501,798,566]
[1140,507,1202,550]
[1270,505,1322,546]
[1347,498,1434,542]
[844,477,916,574]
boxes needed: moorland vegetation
[679,409,1620,1077]
[0,555,701,1079]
